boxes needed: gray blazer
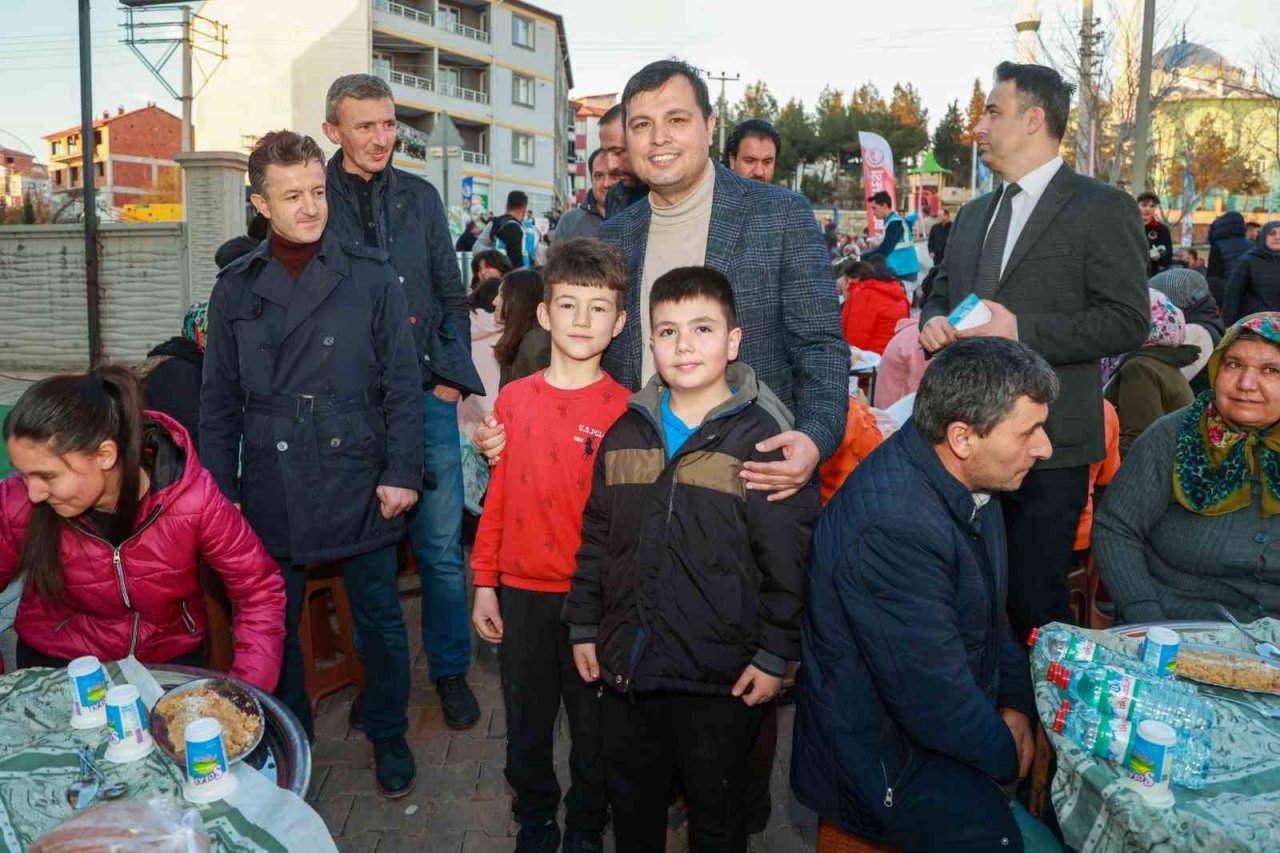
[921,164,1149,469]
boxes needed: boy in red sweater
[470,238,630,852]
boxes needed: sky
[0,0,1270,160]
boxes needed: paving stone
[333,833,380,853]
[314,737,372,767]
[377,832,465,853]
[408,705,450,739]
[424,798,513,835]
[408,735,452,766]
[341,795,436,835]
[314,793,354,836]
[461,830,516,853]
[417,762,481,799]
[474,762,509,799]
[444,736,506,765]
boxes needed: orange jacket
[841,278,911,355]
[819,396,884,504]
[1074,400,1121,551]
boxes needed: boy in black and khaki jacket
[563,266,820,851]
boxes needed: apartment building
[194,0,575,220]
[42,105,181,212]
[569,94,616,204]
[0,148,50,208]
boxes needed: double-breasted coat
[200,231,424,563]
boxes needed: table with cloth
[1034,619,1280,852]
[0,656,335,852]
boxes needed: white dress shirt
[985,155,1064,277]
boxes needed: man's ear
[250,193,271,220]
[945,421,972,461]
[321,121,341,147]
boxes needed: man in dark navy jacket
[792,338,1061,852]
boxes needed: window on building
[512,73,535,108]
[438,3,459,30]
[52,140,62,156]
[512,132,534,165]
[512,14,534,49]
[53,170,63,188]
[93,130,103,149]
[68,137,79,155]
[70,166,80,187]
[96,162,105,178]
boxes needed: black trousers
[602,688,765,853]
[744,700,778,834]
[498,586,608,833]
[1000,464,1090,642]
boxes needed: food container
[66,656,108,729]
[1140,626,1180,678]
[104,684,155,762]
[150,677,265,766]
[182,717,238,803]
[1123,719,1176,808]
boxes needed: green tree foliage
[774,98,818,184]
[965,78,987,142]
[933,101,970,177]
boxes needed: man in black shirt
[1138,191,1173,276]
[927,207,953,266]
[490,191,529,268]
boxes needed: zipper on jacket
[878,719,914,808]
[179,601,198,636]
[53,614,75,633]
[70,505,164,656]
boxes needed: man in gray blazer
[920,62,1148,641]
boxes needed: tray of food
[150,677,265,765]
[1175,644,1280,695]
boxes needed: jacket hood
[630,362,795,439]
[852,277,910,302]
[1127,343,1201,370]
[140,410,196,500]
[146,335,203,364]
[470,308,503,341]
[1249,221,1280,260]
[1210,210,1246,241]
[894,315,917,333]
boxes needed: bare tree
[1243,39,1280,204]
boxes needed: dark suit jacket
[920,163,1148,469]
[598,162,848,459]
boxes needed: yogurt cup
[1123,719,1176,808]
[181,717,238,803]
[1140,626,1180,677]
[104,684,155,762]
[67,656,109,729]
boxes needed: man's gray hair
[326,73,394,124]
[913,338,1059,444]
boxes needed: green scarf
[1173,312,1280,516]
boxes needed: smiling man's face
[625,74,715,206]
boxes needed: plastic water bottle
[1028,627,1154,674]
[1047,663,1212,788]
[1053,699,1209,789]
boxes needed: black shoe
[372,735,416,798]
[435,674,481,729]
[348,690,364,731]
[516,820,561,853]
[561,829,603,853]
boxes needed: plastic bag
[31,795,211,853]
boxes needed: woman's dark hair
[470,249,513,290]
[470,276,502,313]
[2,366,146,603]
[493,269,545,367]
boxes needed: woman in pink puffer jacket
[0,368,284,691]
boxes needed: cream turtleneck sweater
[639,160,717,384]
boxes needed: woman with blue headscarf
[1224,221,1280,324]
[138,300,208,450]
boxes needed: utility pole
[180,4,192,151]
[706,70,740,154]
[78,0,102,368]
[1078,0,1096,177]
[1131,0,1156,194]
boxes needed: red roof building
[43,104,183,211]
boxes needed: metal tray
[1107,621,1226,638]
[150,676,266,766]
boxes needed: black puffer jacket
[1208,211,1254,282]
[563,363,820,694]
[1224,221,1280,324]
[140,336,204,451]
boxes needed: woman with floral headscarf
[1094,313,1280,622]
[1102,289,1198,457]
[138,300,208,450]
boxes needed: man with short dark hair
[555,148,611,242]
[863,191,920,287]
[794,337,1059,851]
[928,206,953,266]
[489,190,530,268]
[919,61,1148,640]
[1247,221,1263,243]
[723,119,781,184]
[321,72,487,740]
[601,103,648,217]
[1138,191,1173,276]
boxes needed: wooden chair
[1028,727,1055,819]
[198,562,235,674]
[297,562,365,715]
[816,821,898,853]
[1088,556,1116,630]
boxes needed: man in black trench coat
[201,130,424,798]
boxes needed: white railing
[385,68,434,93]
[437,82,489,104]
[437,19,490,43]
[461,150,488,165]
[397,122,431,148]
[374,0,432,27]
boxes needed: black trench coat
[200,231,424,563]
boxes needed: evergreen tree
[933,101,970,177]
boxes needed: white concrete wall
[0,224,188,370]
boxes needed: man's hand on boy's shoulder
[472,586,504,643]
[573,643,600,684]
[732,664,783,706]
[741,430,821,501]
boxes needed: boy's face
[537,282,626,362]
[650,296,742,394]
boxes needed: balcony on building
[372,0,491,54]
[373,39,491,114]
[393,115,490,171]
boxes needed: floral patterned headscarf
[182,300,209,351]
[1102,289,1186,386]
[1173,312,1280,517]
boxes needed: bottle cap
[1053,700,1071,733]
[1145,626,1180,646]
[1027,627,1041,647]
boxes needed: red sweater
[471,371,630,592]
[841,278,911,355]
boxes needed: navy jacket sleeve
[423,183,475,392]
[779,194,850,460]
[564,433,611,642]
[199,274,245,503]
[863,219,903,260]
[836,521,1021,784]
[996,623,1037,720]
[373,270,427,490]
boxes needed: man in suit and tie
[919,61,1149,642]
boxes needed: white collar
[1005,155,1063,203]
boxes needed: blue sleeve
[199,276,245,503]
[863,219,903,259]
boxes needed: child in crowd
[495,269,552,388]
[564,266,821,851]
[840,259,911,355]
[470,238,630,852]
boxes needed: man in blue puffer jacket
[792,337,1062,852]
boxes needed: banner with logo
[858,131,897,238]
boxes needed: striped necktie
[975,183,1022,299]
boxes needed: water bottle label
[185,735,229,786]
[1105,674,1138,718]
[1097,718,1134,764]
[1068,637,1098,663]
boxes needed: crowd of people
[0,53,1277,853]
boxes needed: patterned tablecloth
[0,657,336,852]
[1035,619,1280,853]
